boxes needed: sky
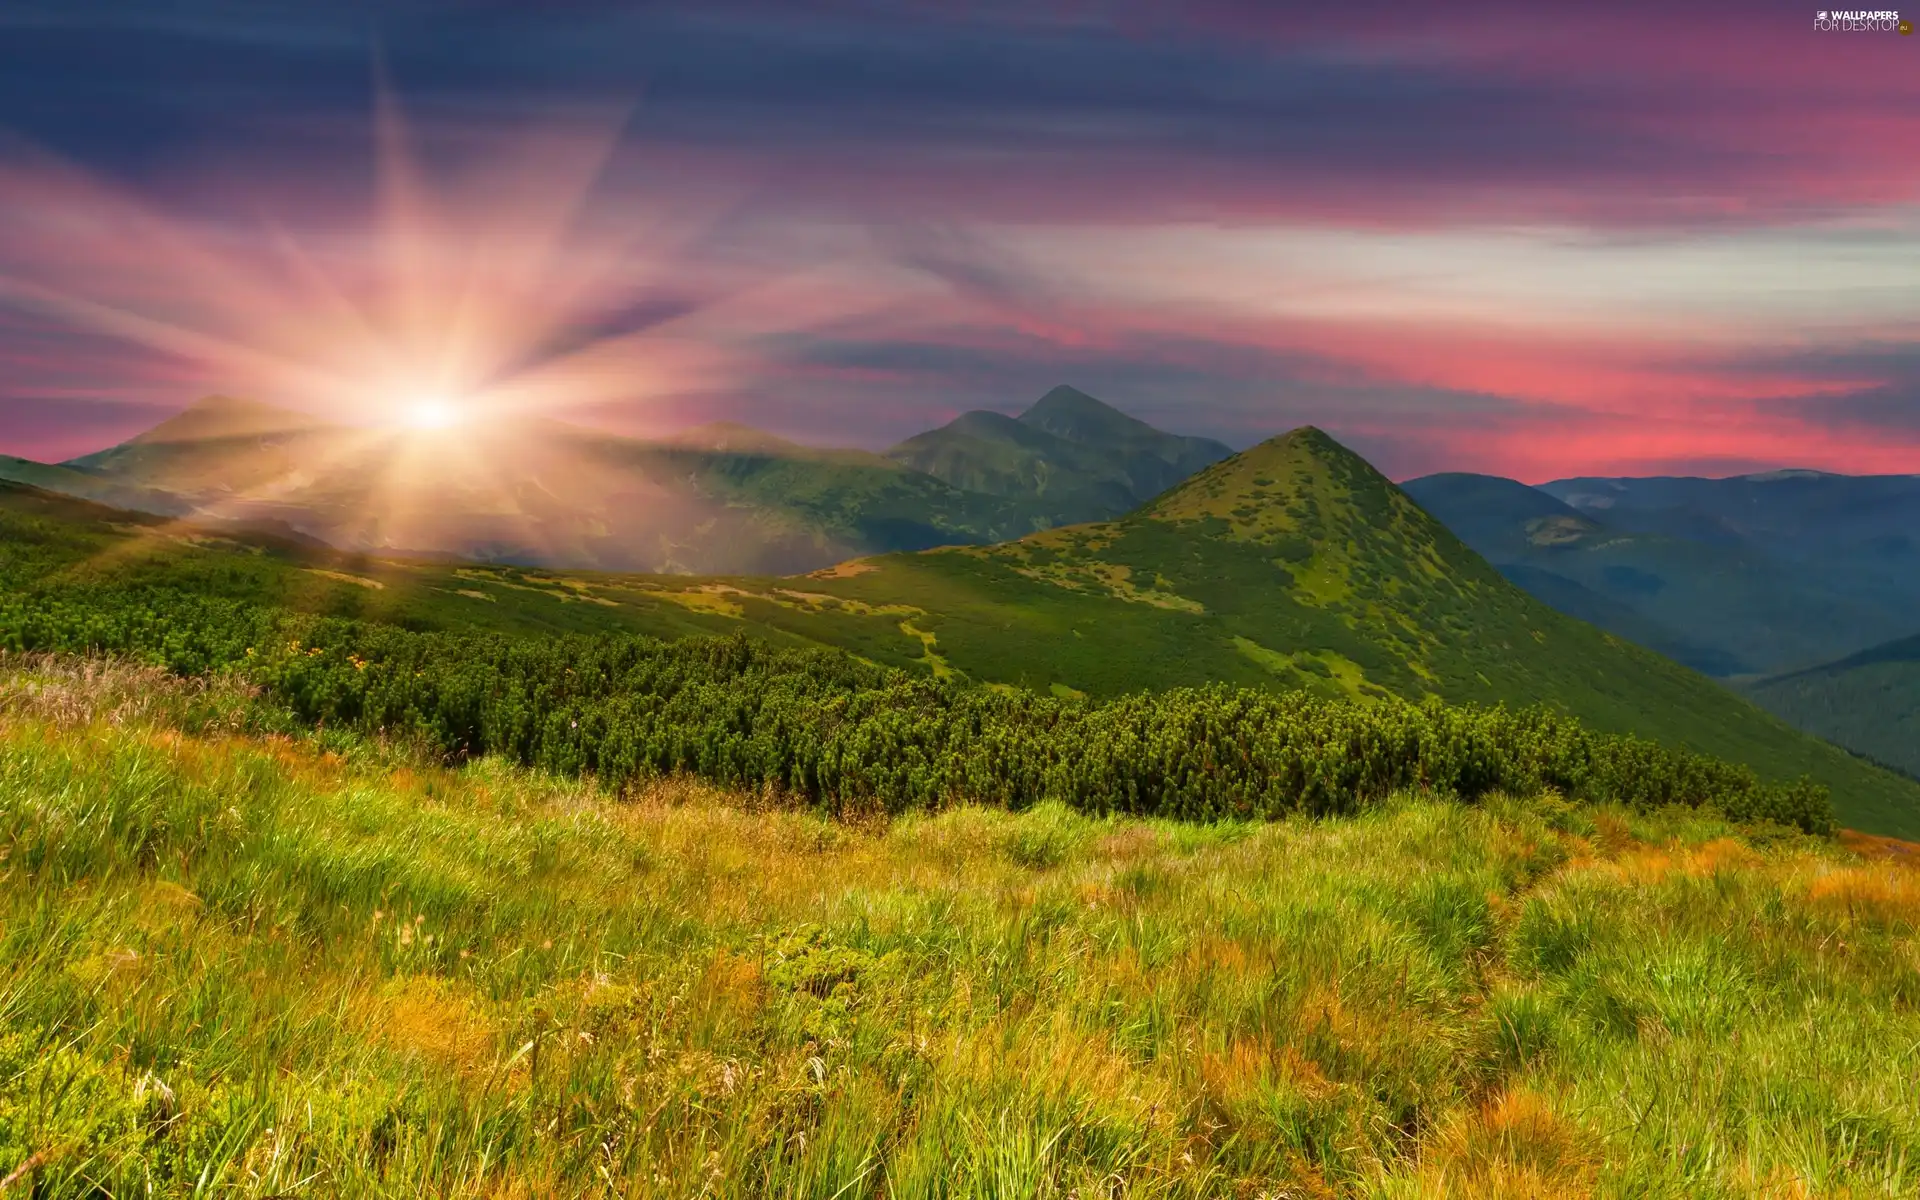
[0,0,1916,481]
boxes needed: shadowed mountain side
[1492,563,1747,677]
[1539,471,1920,653]
[1404,470,1916,676]
[1746,634,1920,780]
[1400,473,1601,561]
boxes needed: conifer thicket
[0,583,1832,833]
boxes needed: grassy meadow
[0,656,1917,1196]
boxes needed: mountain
[885,385,1232,521]
[0,453,191,517]
[33,389,1230,575]
[1404,469,1917,676]
[1540,469,1920,555]
[1745,634,1920,780]
[1399,473,1601,561]
[1490,562,1747,678]
[787,429,1920,834]
[9,427,1920,836]
[63,393,338,501]
[54,396,1036,574]
[1538,469,1920,658]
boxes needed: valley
[1747,634,1920,780]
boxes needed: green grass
[1,658,1918,1196]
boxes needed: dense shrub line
[0,585,1832,832]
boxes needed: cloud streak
[0,0,1916,479]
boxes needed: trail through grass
[0,660,1916,1196]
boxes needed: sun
[402,397,461,431]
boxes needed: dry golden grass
[367,973,498,1079]
[2,664,1918,1195]
[1420,1088,1596,1199]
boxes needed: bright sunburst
[0,87,759,563]
[402,397,461,431]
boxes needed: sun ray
[0,77,860,577]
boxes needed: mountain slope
[10,427,1920,836]
[1746,634,1920,779]
[886,410,1139,522]
[1019,385,1234,495]
[49,396,1062,574]
[1405,469,1914,675]
[0,454,190,517]
[800,430,1920,833]
[886,385,1231,520]
[1490,562,1745,677]
[45,392,1233,575]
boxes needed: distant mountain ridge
[1744,631,1920,780]
[1540,470,1920,553]
[885,385,1233,523]
[23,387,1231,575]
[1403,469,1920,678]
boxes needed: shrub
[0,583,1833,833]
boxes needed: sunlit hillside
[8,423,1920,839]
[1,657,1917,1196]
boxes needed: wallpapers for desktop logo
[1814,9,1911,30]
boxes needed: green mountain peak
[890,387,1233,520]
[1017,385,1158,443]
[1138,425,1468,577]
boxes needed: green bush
[0,582,1832,833]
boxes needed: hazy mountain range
[1402,468,1920,784]
[10,385,1920,791]
[1402,470,1920,679]
[9,422,1917,836]
[1745,635,1920,781]
[7,386,1229,576]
